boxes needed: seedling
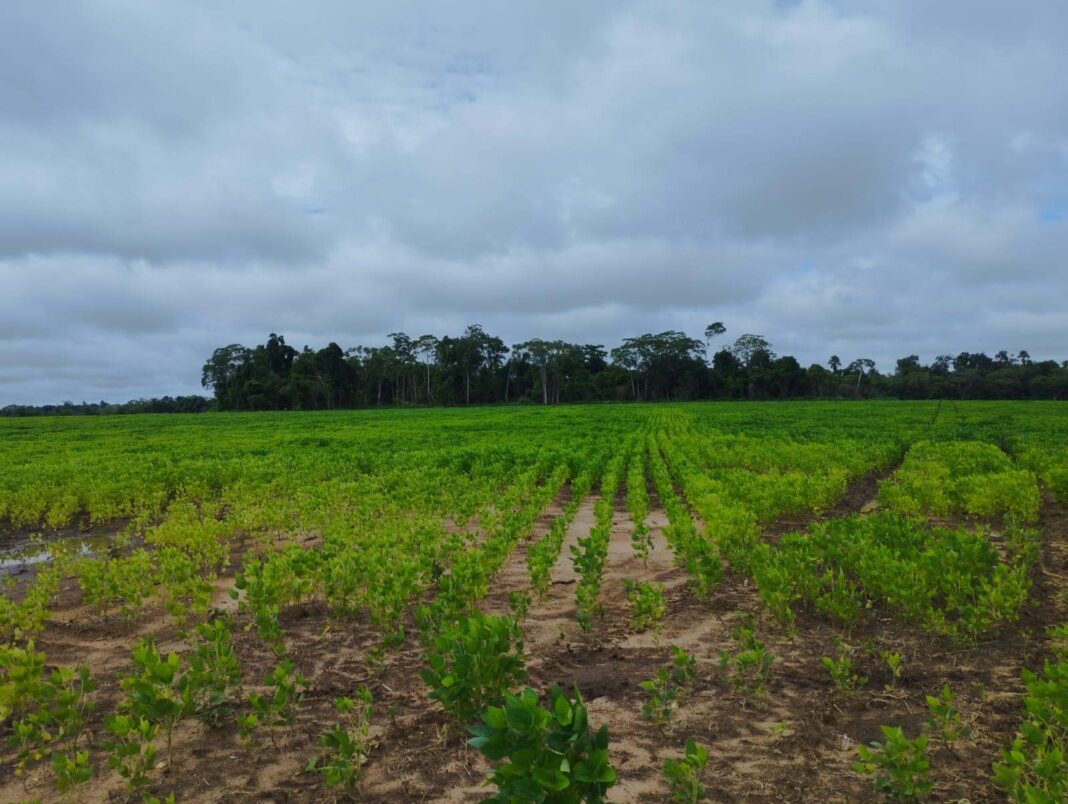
[632,523,654,565]
[641,646,697,729]
[719,615,773,697]
[105,714,159,794]
[4,649,96,782]
[662,738,710,802]
[925,684,971,748]
[822,639,867,694]
[242,659,307,748]
[52,749,93,792]
[623,579,666,632]
[119,639,188,761]
[853,725,931,799]
[992,663,1068,802]
[507,590,531,627]
[184,617,243,727]
[880,650,903,690]
[307,687,374,792]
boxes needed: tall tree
[703,322,726,364]
[413,334,439,403]
[513,338,562,404]
[846,358,876,399]
[730,334,774,367]
[388,332,416,403]
[201,345,252,410]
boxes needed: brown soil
[2,479,1066,803]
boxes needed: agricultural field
[1,401,1067,802]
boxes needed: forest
[5,326,1066,416]
[197,327,1068,411]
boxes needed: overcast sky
[2,1,1067,404]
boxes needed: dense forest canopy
[4,326,1066,416]
[195,327,1068,411]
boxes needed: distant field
[2,402,1067,802]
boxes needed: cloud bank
[2,0,1066,403]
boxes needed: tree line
[1,396,212,417]
[6,327,1065,416]
[197,326,1068,410]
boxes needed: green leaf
[553,693,573,726]
[533,767,570,791]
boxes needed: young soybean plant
[925,684,971,748]
[508,590,532,627]
[239,659,307,749]
[3,644,96,788]
[307,687,374,793]
[104,714,159,796]
[822,639,867,695]
[468,685,616,803]
[879,650,904,690]
[420,611,527,729]
[853,725,932,799]
[119,639,189,762]
[184,616,243,727]
[662,738,710,802]
[719,614,773,698]
[623,579,666,632]
[641,646,698,730]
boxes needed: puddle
[1,533,112,576]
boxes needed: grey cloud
[1,0,1066,404]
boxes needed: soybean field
[2,401,1067,802]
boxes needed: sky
[2,1,1067,404]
